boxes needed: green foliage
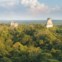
[0,24,62,62]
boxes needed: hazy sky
[0,0,62,20]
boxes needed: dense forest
[0,24,62,62]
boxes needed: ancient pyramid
[46,18,53,28]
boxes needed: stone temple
[46,18,53,28]
[10,22,18,28]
